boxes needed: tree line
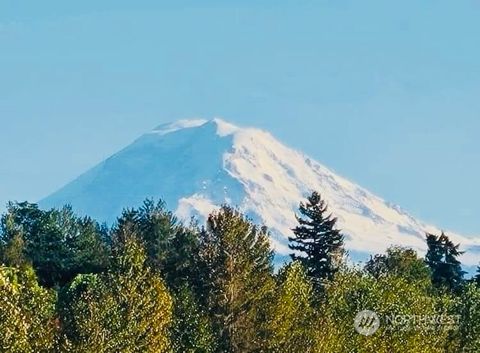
[0,192,479,352]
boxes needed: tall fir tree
[425,232,465,291]
[289,191,345,286]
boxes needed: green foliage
[263,261,316,353]
[317,269,453,352]
[0,199,477,352]
[66,216,110,278]
[58,230,173,353]
[0,231,28,268]
[289,191,345,287]
[0,202,109,287]
[425,232,465,292]
[199,205,274,353]
[365,246,431,286]
[116,200,177,270]
[115,200,203,292]
[449,283,480,352]
[171,284,216,353]
[0,266,57,352]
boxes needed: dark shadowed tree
[289,192,345,287]
[0,202,109,287]
[425,232,465,292]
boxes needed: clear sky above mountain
[1,1,479,234]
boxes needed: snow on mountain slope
[40,119,480,266]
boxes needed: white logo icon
[354,310,380,336]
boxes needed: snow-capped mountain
[40,119,480,266]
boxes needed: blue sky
[0,1,479,235]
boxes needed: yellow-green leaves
[264,262,316,353]
[59,236,173,353]
[0,266,57,353]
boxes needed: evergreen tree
[0,202,109,287]
[289,191,344,286]
[5,197,480,352]
[135,199,178,271]
[199,206,274,353]
[115,200,203,293]
[425,232,465,291]
[66,215,110,279]
[0,202,64,287]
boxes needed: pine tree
[425,232,465,291]
[199,206,274,353]
[289,191,344,286]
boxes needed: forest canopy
[0,195,479,353]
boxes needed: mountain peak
[208,118,240,136]
[152,119,208,135]
[40,118,480,267]
[151,118,240,137]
